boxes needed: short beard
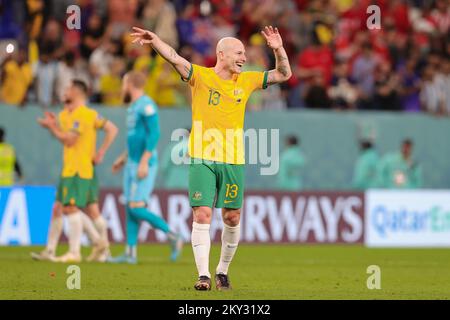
[123,92,132,104]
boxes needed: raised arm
[37,112,78,147]
[261,26,292,85]
[131,27,191,80]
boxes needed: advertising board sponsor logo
[366,190,450,247]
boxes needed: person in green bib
[277,135,306,191]
[377,138,422,189]
[352,140,379,189]
[0,127,23,186]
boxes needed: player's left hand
[261,26,283,50]
[93,149,106,165]
[137,161,149,179]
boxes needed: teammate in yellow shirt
[131,26,292,290]
[37,80,118,262]
[0,49,32,106]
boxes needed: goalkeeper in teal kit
[108,71,183,264]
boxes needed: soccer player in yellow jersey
[37,80,118,262]
[131,26,292,290]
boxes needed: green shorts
[56,174,99,208]
[189,158,244,209]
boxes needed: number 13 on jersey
[208,89,221,106]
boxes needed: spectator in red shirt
[297,33,334,86]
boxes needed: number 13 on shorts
[225,184,238,199]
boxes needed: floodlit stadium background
[0,0,450,248]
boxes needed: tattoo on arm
[277,55,288,62]
[267,48,291,85]
[278,65,289,77]
[276,52,289,77]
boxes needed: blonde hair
[125,71,147,89]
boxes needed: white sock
[67,212,83,255]
[93,215,109,245]
[191,222,211,278]
[81,213,100,244]
[46,215,63,254]
[126,245,137,259]
[216,223,240,275]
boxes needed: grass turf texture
[1,244,449,299]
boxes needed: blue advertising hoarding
[0,186,55,245]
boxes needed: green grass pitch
[1,244,449,299]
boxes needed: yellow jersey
[186,64,267,164]
[58,105,106,179]
[0,60,32,105]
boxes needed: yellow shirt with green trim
[58,105,106,179]
[185,64,267,164]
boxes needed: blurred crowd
[0,0,449,114]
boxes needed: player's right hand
[111,159,124,174]
[37,112,56,128]
[137,161,149,180]
[37,117,47,128]
[130,27,159,45]
[45,111,56,120]
[261,26,283,50]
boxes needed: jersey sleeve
[244,71,268,92]
[93,111,107,130]
[181,63,199,87]
[139,102,161,152]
